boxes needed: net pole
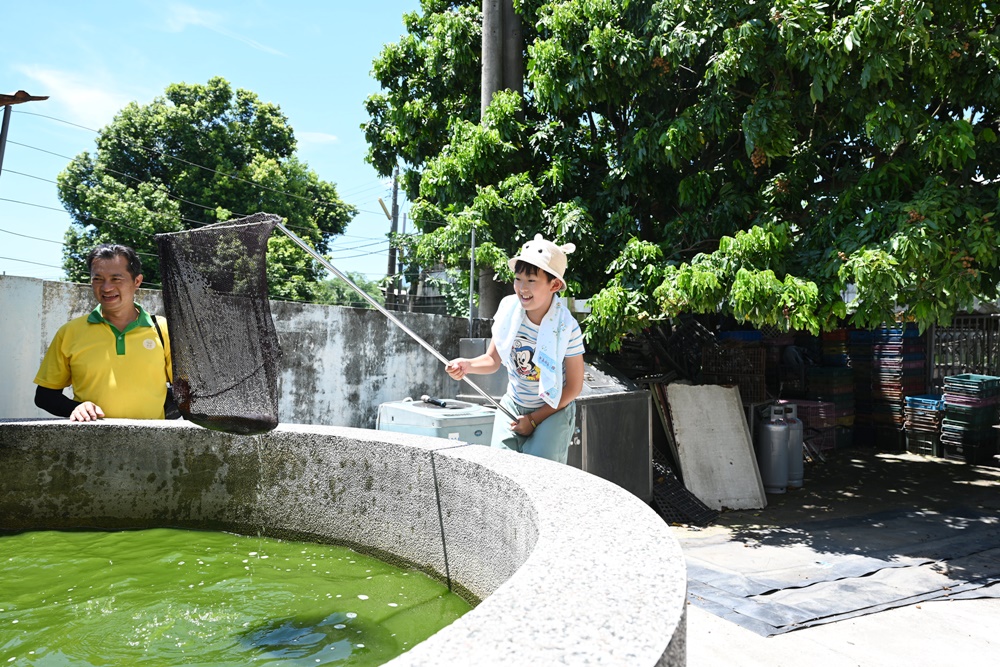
[276,223,518,422]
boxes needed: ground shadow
[676,447,1000,635]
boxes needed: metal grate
[930,315,1000,393]
[651,460,719,527]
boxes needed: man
[34,243,172,420]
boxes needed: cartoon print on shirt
[511,337,540,381]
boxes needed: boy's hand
[511,415,536,436]
[446,358,470,380]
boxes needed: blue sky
[0,0,422,283]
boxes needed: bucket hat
[508,234,576,282]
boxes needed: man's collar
[88,303,154,327]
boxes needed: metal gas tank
[756,406,789,494]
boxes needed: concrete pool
[0,419,687,666]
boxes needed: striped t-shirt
[503,318,585,409]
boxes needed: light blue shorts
[490,394,577,464]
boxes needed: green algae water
[0,529,471,666]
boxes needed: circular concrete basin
[0,419,686,665]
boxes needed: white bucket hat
[508,234,576,282]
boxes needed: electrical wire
[2,109,459,288]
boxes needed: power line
[0,194,396,277]
[2,109,454,283]
[6,111,462,233]
[0,225,64,245]
[0,255,64,270]
[14,110,351,211]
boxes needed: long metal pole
[276,222,517,421]
[0,106,12,178]
[468,226,475,337]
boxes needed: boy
[446,234,585,463]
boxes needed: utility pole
[478,0,523,319]
[386,166,400,310]
[481,0,503,118]
[0,91,49,181]
[502,0,523,120]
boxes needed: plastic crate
[701,346,766,376]
[717,330,763,343]
[702,373,767,403]
[906,394,945,410]
[943,374,1000,395]
[941,439,998,465]
[874,425,905,453]
[803,426,836,452]
[905,430,941,457]
[779,400,836,429]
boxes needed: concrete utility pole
[481,0,503,118]
[478,0,523,319]
[0,91,49,181]
[386,166,400,310]
[502,0,523,119]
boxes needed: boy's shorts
[490,393,577,464]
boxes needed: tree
[58,77,356,300]
[313,272,386,309]
[366,0,1000,350]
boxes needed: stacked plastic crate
[779,399,837,454]
[848,328,874,446]
[820,329,855,448]
[701,335,767,404]
[871,324,926,452]
[903,394,944,456]
[941,374,1000,464]
[820,329,849,366]
[806,365,854,448]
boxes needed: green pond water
[0,529,472,666]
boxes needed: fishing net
[155,213,282,435]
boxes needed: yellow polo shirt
[34,304,172,419]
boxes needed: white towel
[492,294,575,408]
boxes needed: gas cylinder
[784,404,804,489]
[756,406,788,494]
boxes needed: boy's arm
[446,340,502,379]
[521,354,585,427]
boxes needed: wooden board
[666,383,766,511]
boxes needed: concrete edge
[0,419,686,666]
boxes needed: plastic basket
[905,430,941,457]
[906,394,945,410]
[943,373,1000,393]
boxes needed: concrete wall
[1,275,487,427]
[0,419,687,666]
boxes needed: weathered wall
[1,275,487,427]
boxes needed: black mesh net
[155,213,282,435]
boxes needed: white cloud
[297,132,340,146]
[164,3,286,57]
[14,65,136,129]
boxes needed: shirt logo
[143,338,156,350]
[511,337,540,381]
[536,350,557,375]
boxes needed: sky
[0,0,423,284]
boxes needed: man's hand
[70,401,105,422]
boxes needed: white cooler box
[376,399,495,445]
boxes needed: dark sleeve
[34,385,81,418]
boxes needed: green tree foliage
[368,0,1000,351]
[313,272,386,309]
[58,77,356,300]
